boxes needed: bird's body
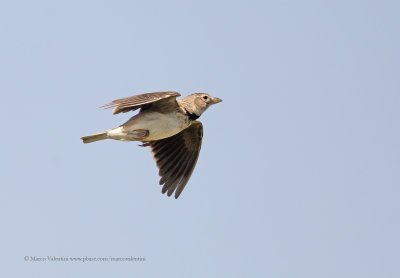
[80,91,222,198]
[108,109,191,141]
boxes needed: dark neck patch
[186,111,200,121]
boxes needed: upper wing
[149,121,203,199]
[100,91,181,114]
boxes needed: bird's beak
[211,97,223,104]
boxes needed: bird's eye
[203,96,208,100]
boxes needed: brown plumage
[100,91,181,114]
[80,91,222,198]
[150,121,203,198]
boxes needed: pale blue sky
[1,1,399,277]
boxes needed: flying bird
[80,91,222,199]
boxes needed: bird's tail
[80,131,108,144]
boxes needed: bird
[80,91,222,199]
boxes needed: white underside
[107,111,190,141]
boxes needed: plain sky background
[1,0,399,277]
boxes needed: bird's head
[179,93,222,118]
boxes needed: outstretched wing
[101,91,181,114]
[149,121,203,199]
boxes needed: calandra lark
[81,91,222,199]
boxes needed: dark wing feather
[100,91,181,114]
[149,121,203,199]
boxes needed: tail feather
[80,131,108,144]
